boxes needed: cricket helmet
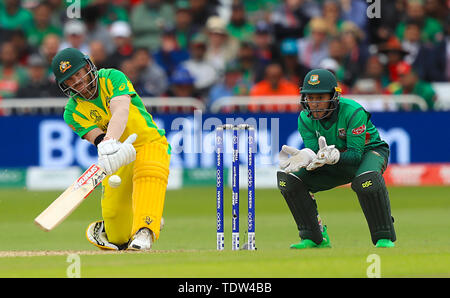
[51,47,98,99]
[300,69,341,119]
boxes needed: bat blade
[34,164,107,232]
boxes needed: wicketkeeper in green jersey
[277,69,396,249]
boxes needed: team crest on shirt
[59,61,72,73]
[308,75,320,85]
[338,128,346,139]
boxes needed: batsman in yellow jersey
[51,48,171,251]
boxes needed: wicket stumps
[216,124,256,251]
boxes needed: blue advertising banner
[0,112,449,168]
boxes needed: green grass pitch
[0,185,449,278]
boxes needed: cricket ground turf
[0,186,449,278]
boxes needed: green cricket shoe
[290,226,332,249]
[375,239,395,248]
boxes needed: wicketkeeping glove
[306,136,340,171]
[279,145,317,173]
[98,134,137,175]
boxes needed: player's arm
[104,94,131,141]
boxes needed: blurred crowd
[0,0,449,112]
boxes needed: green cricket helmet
[51,47,98,99]
[300,69,342,120]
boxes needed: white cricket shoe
[128,228,153,251]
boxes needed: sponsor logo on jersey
[352,124,366,135]
[279,180,286,187]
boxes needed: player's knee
[133,160,169,182]
[277,171,307,192]
[351,171,384,195]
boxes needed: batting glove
[98,134,137,175]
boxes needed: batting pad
[131,142,170,240]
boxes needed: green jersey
[298,98,388,167]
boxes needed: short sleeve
[63,105,97,138]
[346,108,368,153]
[108,69,137,99]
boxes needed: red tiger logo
[352,124,366,135]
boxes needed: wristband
[94,133,106,147]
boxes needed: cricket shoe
[86,220,127,251]
[290,225,332,249]
[375,239,395,248]
[127,227,154,251]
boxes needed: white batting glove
[306,136,340,171]
[279,145,317,173]
[98,134,137,175]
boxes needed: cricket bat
[34,164,107,232]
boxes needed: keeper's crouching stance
[277,69,396,249]
[52,48,170,251]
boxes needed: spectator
[108,21,134,69]
[319,58,350,94]
[271,0,318,42]
[0,0,33,31]
[392,61,437,110]
[59,20,90,55]
[208,61,250,111]
[39,33,60,76]
[16,53,60,98]
[249,62,299,112]
[9,29,32,66]
[189,0,219,29]
[340,21,369,86]
[90,0,129,26]
[89,41,112,69]
[327,36,347,83]
[153,26,190,78]
[401,19,435,80]
[226,2,255,42]
[297,17,330,69]
[132,48,168,97]
[26,1,62,49]
[0,42,28,98]
[182,33,219,95]
[395,0,444,44]
[304,0,343,37]
[166,66,201,99]
[252,21,281,65]
[424,0,448,24]
[429,14,450,82]
[119,59,140,85]
[279,38,310,85]
[173,0,197,50]
[205,16,240,75]
[361,55,391,91]
[130,0,175,51]
[378,37,409,83]
[231,41,267,84]
[81,4,115,55]
[339,0,368,34]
